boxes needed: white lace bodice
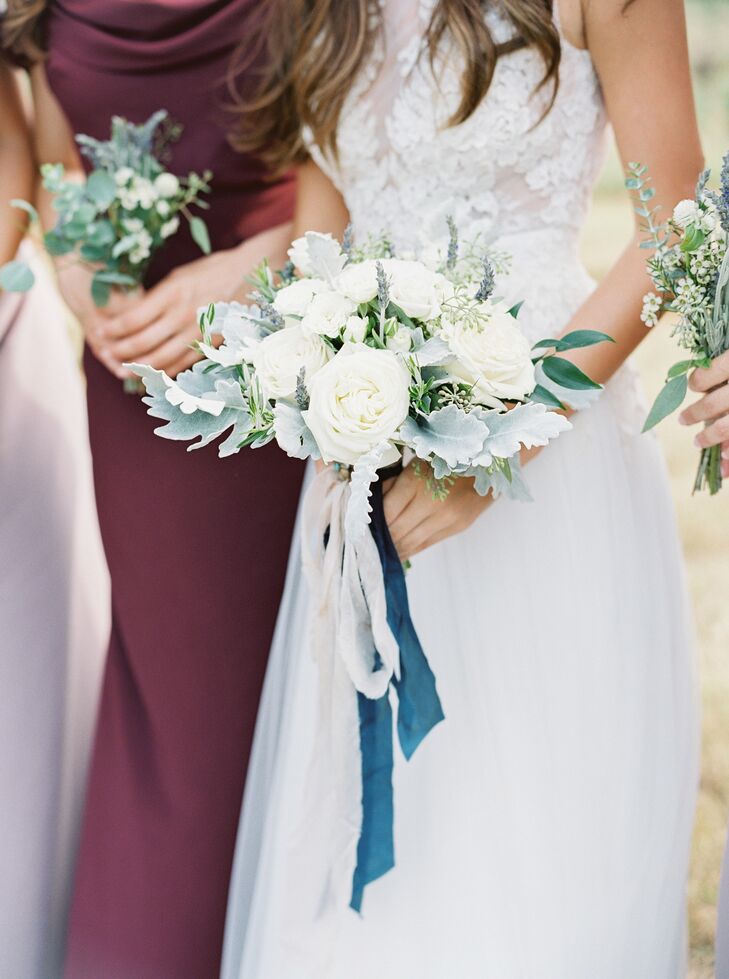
[308,0,610,344]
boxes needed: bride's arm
[558,0,702,383]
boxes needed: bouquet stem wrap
[301,466,444,912]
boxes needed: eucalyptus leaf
[642,373,688,432]
[666,359,699,380]
[507,300,524,319]
[44,231,74,257]
[0,260,35,293]
[91,276,111,308]
[533,330,613,353]
[541,355,602,391]
[189,216,212,255]
[529,383,565,410]
[86,170,117,209]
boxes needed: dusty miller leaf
[400,404,489,469]
[273,403,320,460]
[305,231,347,284]
[471,402,572,466]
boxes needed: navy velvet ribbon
[349,473,445,912]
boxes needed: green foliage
[0,260,35,292]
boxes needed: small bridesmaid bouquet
[0,110,212,391]
[627,154,729,493]
[128,227,607,909]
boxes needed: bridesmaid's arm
[290,160,350,242]
[556,0,703,382]
[0,61,34,266]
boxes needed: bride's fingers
[679,386,729,426]
[383,469,418,526]
[399,513,462,561]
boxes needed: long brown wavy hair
[1,0,47,66]
[231,0,563,174]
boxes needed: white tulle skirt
[0,247,109,978]
[221,264,699,979]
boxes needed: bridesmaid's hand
[383,464,494,561]
[56,261,144,378]
[98,247,249,379]
[680,350,729,477]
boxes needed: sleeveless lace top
[308,0,609,345]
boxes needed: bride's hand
[680,350,729,477]
[383,464,493,561]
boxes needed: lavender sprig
[474,257,495,302]
[446,215,458,272]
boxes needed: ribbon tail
[369,478,445,760]
[350,690,394,913]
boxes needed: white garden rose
[303,345,410,465]
[154,172,181,198]
[272,278,326,317]
[301,290,357,338]
[673,199,701,229]
[383,259,452,321]
[443,303,536,406]
[342,315,369,343]
[336,260,379,304]
[246,324,331,401]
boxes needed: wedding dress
[0,246,109,978]
[222,3,699,977]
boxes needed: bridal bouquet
[129,228,608,909]
[0,110,212,308]
[629,155,729,493]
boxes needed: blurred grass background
[581,2,729,972]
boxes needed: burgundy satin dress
[43,4,303,977]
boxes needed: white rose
[154,172,181,198]
[301,290,357,338]
[246,324,331,401]
[443,303,536,406]
[342,315,369,343]
[386,325,412,353]
[160,216,180,239]
[303,346,410,465]
[272,278,327,317]
[287,232,338,276]
[336,260,379,304]
[673,199,701,229]
[383,259,453,321]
